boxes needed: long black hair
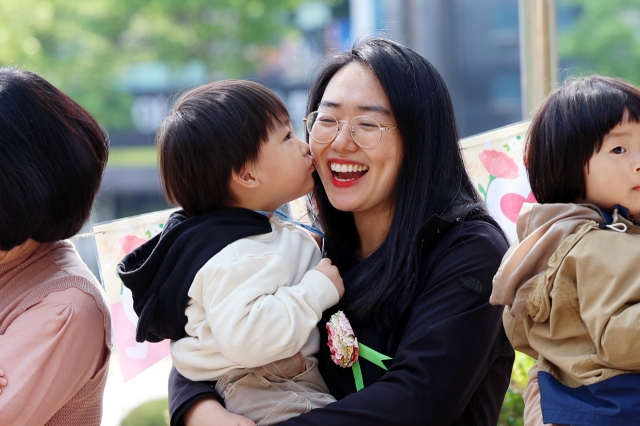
[307,38,493,329]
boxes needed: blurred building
[350,0,522,137]
[77,0,523,275]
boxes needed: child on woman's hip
[491,75,640,426]
[119,80,344,426]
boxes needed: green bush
[120,398,169,426]
[498,351,536,426]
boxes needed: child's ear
[231,163,261,190]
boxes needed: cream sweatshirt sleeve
[190,248,339,369]
[0,287,107,426]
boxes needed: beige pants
[215,353,336,425]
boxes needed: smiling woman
[168,38,514,426]
[309,62,404,257]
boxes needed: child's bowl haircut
[157,80,290,217]
[526,75,640,204]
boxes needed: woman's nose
[331,122,358,152]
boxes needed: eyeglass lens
[306,111,382,148]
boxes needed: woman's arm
[184,397,255,426]
[279,221,512,425]
[171,222,512,426]
[0,287,106,426]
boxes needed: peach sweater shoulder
[0,241,112,426]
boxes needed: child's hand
[314,258,344,298]
[0,369,7,395]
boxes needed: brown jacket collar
[490,203,606,319]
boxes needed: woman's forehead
[321,63,391,114]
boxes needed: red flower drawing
[119,235,147,255]
[477,149,519,202]
[479,150,518,179]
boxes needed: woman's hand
[0,369,6,395]
[184,398,256,426]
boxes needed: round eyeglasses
[303,111,397,149]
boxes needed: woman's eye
[611,146,627,154]
[284,131,293,141]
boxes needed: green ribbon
[351,342,392,391]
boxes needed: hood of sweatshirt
[117,208,272,343]
[490,203,612,319]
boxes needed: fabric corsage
[326,310,392,391]
[326,310,359,368]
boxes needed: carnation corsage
[326,310,392,391]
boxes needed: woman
[169,38,514,425]
[0,68,112,425]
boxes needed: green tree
[559,0,640,84]
[498,351,536,426]
[0,0,305,129]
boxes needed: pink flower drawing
[477,150,519,202]
[479,150,519,179]
[119,235,147,255]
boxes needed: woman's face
[311,63,403,219]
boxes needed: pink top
[0,241,112,426]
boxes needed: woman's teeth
[330,163,369,173]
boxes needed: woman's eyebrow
[318,100,340,109]
[357,105,392,117]
[318,100,393,118]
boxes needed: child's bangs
[570,76,640,152]
[262,96,291,136]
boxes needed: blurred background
[2,0,639,424]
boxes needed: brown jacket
[491,203,640,425]
[492,203,640,385]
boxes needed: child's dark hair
[526,75,640,204]
[157,80,289,217]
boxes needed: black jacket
[117,208,272,343]
[168,214,514,426]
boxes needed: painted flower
[326,311,359,368]
[478,150,518,179]
[119,235,147,255]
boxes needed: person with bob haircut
[491,75,640,426]
[118,79,345,425]
[168,38,514,426]
[0,67,112,426]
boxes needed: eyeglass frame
[302,110,398,149]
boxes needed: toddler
[491,75,640,426]
[118,80,343,425]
